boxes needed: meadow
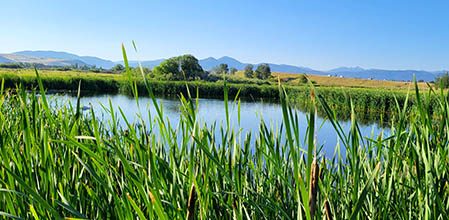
[0,66,447,218]
[269,72,431,90]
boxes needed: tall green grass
[0,53,448,219]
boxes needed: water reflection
[49,93,389,159]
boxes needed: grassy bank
[0,68,415,116]
[0,72,448,218]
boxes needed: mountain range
[0,50,444,81]
[2,51,116,68]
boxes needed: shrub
[435,72,449,88]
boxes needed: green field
[0,72,447,219]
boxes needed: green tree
[111,64,125,73]
[132,66,151,76]
[229,67,238,75]
[244,64,254,78]
[153,58,180,79]
[255,63,271,80]
[153,54,204,80]
[436,72,449,89]
[212,63,229,75]
[178,55,205,79]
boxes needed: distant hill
[200,56,246,70]
[0,50,443,81]
[117,59,166,69]
[0,53,88,66]
[197,56,325,75]
[9,51,115,68]
[328,67,365,74]
[76,56,115,69]
[14,51,80,60]
[0,56,13,63]
[328,67,440,81]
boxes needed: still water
[52,93,388,159]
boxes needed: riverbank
[0,68,426,124]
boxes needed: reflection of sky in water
[49,94,388,159]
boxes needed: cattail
[324,200,333,220]
[309,157,319,219]
[187,183,197,220]
[310,87,316,106]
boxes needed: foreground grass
[0,65,448,219]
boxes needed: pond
[51,93,388,159]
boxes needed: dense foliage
[244,64,254,78]
[211,63,229,75]
[229,67,238,75]
[152,54,205,80]
[435,72,449,88]
[111,64,125,73]
[254,63,272,80]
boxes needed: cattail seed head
[187,183,197,220]
[324,200,333,220]
[309,157,319,219]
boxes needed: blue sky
[1,0,448,70]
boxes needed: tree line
[0,54,272,81]
[149,54,271,81]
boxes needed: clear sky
[1,0,448,71]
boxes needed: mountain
[328,66,365,74]
[200,56,246,70]
[75,56,115,69]
[0,53,88,66]
[116,59,166,69]
[0,50,443,81]
[0,55,13,63]
[268,64,324,75]
[328,67,439,81]
[197,56,325,75]
[14,51,80,60]
[11,51,115,68]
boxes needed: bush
[255,64,271,80]
[298,75,308,84]
[244,64,254,78]
[435,72,449,89]
[111,64,125,73]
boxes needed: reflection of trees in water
[293,100,392,127]
[163,101,183,113]
[63,91,395,127]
